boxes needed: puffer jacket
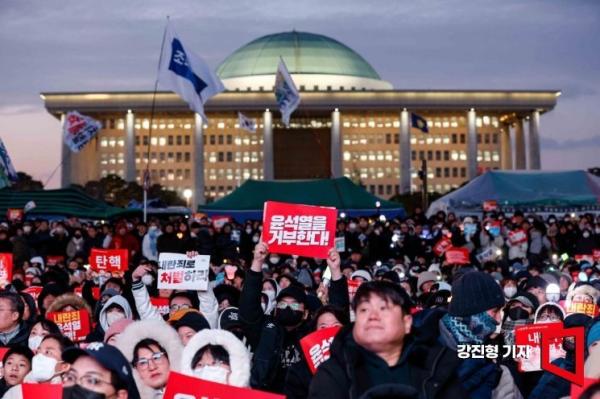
[180,328,251,387]
[115,319,183,399]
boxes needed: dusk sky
[0,0,599,188]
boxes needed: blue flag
[411,113,429,133]
[274,58,300,127]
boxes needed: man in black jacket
[0,291,30,347]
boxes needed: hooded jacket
[115,319,183,399]
[98,295,134,332]
[180,329,251,387]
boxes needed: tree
[10,172,44,191]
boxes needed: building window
[209,136,216,145]
[419,151,425,160]
[411,151,416,161]
[435,150,441,161]
[484,133,490,144]
[184,152,191,162]
[226,135,233,145]
[461,168,466,177]
[452,167,458,177]
[226,152,233,162]
[435,168,442,178]
[218,135,224,145]
[184,135,191,145]
[143,136,149,146]
[444,151,450,161]
[477,134,482,144]
[218,152,224,162]
[460,134,466,144]
[492,133,498,144]
[451,133,457,144]
[444,168,450,177]
[385,134,392,144]
[176,135,183,145]
[427,151,433,160]
[176,152,182,162]
[168,135,174,145]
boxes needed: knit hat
[449,271,505,317]
[417,271,438,293]
[276,285,308,305]
[351,269,372,282]
[587,320,600,349]
[104,318,134,343]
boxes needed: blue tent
[427,170,600,216]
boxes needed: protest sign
[566,301,598,317]
[22,383,62,399]
[515,323,565,372]
[433,237,452,256]
[6,208,23,222]
[508,229,528,246]
[211,215,230,230]
[151,297,171,317]
[90,248,128,272]
[335,236,345,252]
[158,253,210,291]
[63,111,102,153]
[300,326,341,374]
[23,286,43,305]
[445,247,470,265]
[0,253,12,287]
[46,309,91,342]
[263,201,337,258]
[46,255,65,266]
[163,371,285,399]
[482,200,498,212]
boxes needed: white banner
[158,252,210,290]
[63,111,102,152]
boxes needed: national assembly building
[42,31,560,210]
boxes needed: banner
[163,371,285,399]
[158,252,210,291]
[0,253,12,287]
[23,286,43,305]
[63,111,102,152]
[22,383,63,399]
[46,255,65,266]
[508,229,528,246]
[90,248,128,272]
[482,200,498,212]
[300,326,341,374]
[263,201,337,258]
[566,301,598,317]
[6,208,24,222]
[46,309,91,342]
[211,215,230,230]
[433,237,452,256]
[515,323,565,372]
[445,247,470,265]
[151,297,171,317]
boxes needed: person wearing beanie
[350,269,372,283]
[501,295,536,346]
[416,271,438,295]
[565,283,600,316]
[584,317,600,379]
[170,309,210,346]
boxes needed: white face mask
[583,231,590,238]
[193,365,229,384]
[503,286,517,298]
[269,256,280,264]
[141,274,154,286]
[263,290,276,303]
[106,312,125,326]
[29,353,58,382]
[28,335,43,351]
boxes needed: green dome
[217,31,382,80]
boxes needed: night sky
[1,0,598,187]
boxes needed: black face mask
[63,385,107,399]
[507,307,530,321]
[275,307,303,327]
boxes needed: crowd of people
[0,208,598,399]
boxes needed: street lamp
[183,189,193,208]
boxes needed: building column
[263,109,274,180]
[514,118,526,169]
[125,110,136,182]
[399,109,411,194]
[500,123,513,170]
[528,110,541,170]
[466,108,478,180]
[60,113,72,188]
[331,108,342,178]
[193,113,205,209]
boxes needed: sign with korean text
[334,236,345,253]
[300,326,341,374]
[63,111,102,153]
[6,208,24,222]
[22,383,63,399]
[163,371,285,399]
[263,201,337,258]
[23,286,43,305]
[0,253,12,287]
[211,215,230,230]
[482,200,498,212]
[158,252,210,291]
[90,248,128,272]
[433,237,452,257]
[566,300,599,317]
[508,229,528,246]
[445,247,470,265]
[515,323,565,372]
[347,279,362,303]
[151,297,171,317]
[46,309,91,342]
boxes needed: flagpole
[143,16,170,223]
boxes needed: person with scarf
[500,294,538,347]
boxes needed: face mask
[106,312,125,326]
[252,234,260,243]
[583,231,590,238]
[348,223,357,231]
[29,353,58,382]
[28,335,43,351]
[269,256,280,264]
[546,293,560,303]
[503,286,517,298]
[245,228,252,234]
[23,226,32,233]
[193,365,229,384]
[63,385,106,399]
[141,274,154,286]
[263,290,276,303]
[507,307,530,321]
[275,307,304,327]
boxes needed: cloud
[541,136,600,150]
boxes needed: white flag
[274,58,300,127]
[158,21,224,121]
[237,112,257,133]
[63,111,102,153]
[24,201,36,213]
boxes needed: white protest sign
[158,253,210,291]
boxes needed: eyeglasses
[62,372,112,389]
[134,352,167,369]
[276,302,301,311]
[170,303,191,312]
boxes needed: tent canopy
[200,177,405,221]
[0,188,137,220]
[427,170,600,216]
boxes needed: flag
[63,111,102,152]
[274,58,300,127]
[238,112,257,133]
[158,20,225,121]
[142,169,151,191]
[24,201,36,213]
[0,139,17,189]
[411,112,429,133]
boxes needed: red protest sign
[300,326,341,374]
[90,248,128,272]
[433,237,452,256]
[482,200,498,212]
[566,301,599,317]
[151,297,170,317]
[6,208,24,222]
[508,229,528,246]
[163,371,285,399]
[0,253,12,287]
[515,323,565,372]
[263,201,337,258]
[571,378,598,399]
[0,347,8,377]
[46,309,91,342]
[347,279,362,303]
[46,255,65,266]
[211,215,230,230]
[22,383,62,399]
[445,247,470,265]
[23,286,43,305]
[574,254,594,264]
